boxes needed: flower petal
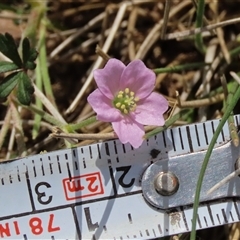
[120,60,156,99]
[94,58,126,99]
[131,92,168,126]
[112,117,145,148]
[87,89,122,122]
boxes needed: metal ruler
[1,115,240,239]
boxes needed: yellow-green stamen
[113,88,139,114]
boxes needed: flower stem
[194,0,206,54]
[153,62,208,73]
[190,82,240,240]
[144,110,190,139]
[65,116,97,132]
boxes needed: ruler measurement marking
[40,158,45,176]
[25,172,36,211]
[97,144,101,159]
[186,126,193,153]
[233,200,240,220]
[162,131,167,148]
[109,166,118,196]
[216,214,221,224]
[66,162,72,181]
[197,215,202,228]
[0,190,143,222]
[178,128,184,150]
[71,207,81,239]
[207,203,215,225]
[157,224,162,234]
[74,161,78,171]
[180,207,189,231]
[194,124,200,146]
[48,157,53,174]
[203,122,209,145]
[229,211,234,222]
[170,129,176,151]
[56,155,62,173]
[89,146,93,159]
[221,209,228,224]
[203,216,208,227]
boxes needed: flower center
[113,88,139,114]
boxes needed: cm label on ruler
[0,115,239,239]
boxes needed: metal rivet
[154,172,179,196]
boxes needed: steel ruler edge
[0,115,240,239]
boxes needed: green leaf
[22,38,31,65]
[0,72,19,98]
[0,33,22,67]
[22,37,38,70]
[17,71,34,105]
[0,61,19,74]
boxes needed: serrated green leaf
[0,72,20,98]
[0,61,19,74]
[17,72,34,105]
[0,33,22,67]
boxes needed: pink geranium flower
[87,58,168,148]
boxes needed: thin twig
[65,2,129,114]
[165,17,240,40]
[160,0,172,39]
[207,167,240,195]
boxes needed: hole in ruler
[150,149,160,159]
[1,178,4,185]
[116,157,119,163]
[65,153,68,160]
[128,213,132,223]
[51,236,55,240]
[23,234,28,240]
[103,225,107,232]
